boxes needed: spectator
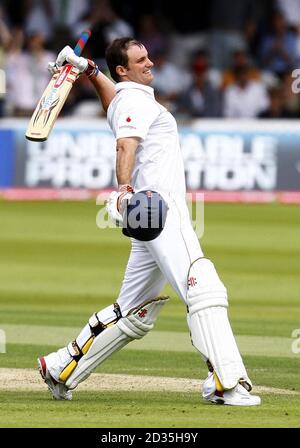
[276,0,300,66]
[24,0,53,42]
[160,0,210,69]
[150,48,190,113]
[222,48,261,90]
[223,64,270,118]
[191,49,222,88]
[137,14,167,58]
[258,85,295,118]
[178,50,222,118]
[25,0,90,47]
[246,0,278,61]
[5,31,54,116]
[259,11,297,76]
[87,0,134,66]
[281,70,300,117]
[209,0,259,69]
[276,0,300,30]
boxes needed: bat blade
[25,64,79,141]
[25,30,91,142]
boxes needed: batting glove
[48,45,99,79]
[106,185,134,226]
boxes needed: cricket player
[38,38,261,406]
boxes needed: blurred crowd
[1,0,300,119]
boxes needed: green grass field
[0,200,299,428]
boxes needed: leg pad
[65,296,169,389]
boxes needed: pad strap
[61,303,122,382]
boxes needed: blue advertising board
[0,130,14,187]
[1,119,300,192]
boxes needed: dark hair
[105,37,144,82]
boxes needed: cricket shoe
[38,356,72,401]
[202,373,261,406]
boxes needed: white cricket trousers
[117,196,204,315]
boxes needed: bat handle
[73,30,92,56]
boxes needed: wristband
[118,184,134,193]
[117,185,134,212]
[85,59,100,79]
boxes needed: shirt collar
[115,81,154,98]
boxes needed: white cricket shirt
[107,81,186,198]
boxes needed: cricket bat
[25,30,91,142]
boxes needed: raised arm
[48,46,116,112]
[88,71,116,113]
